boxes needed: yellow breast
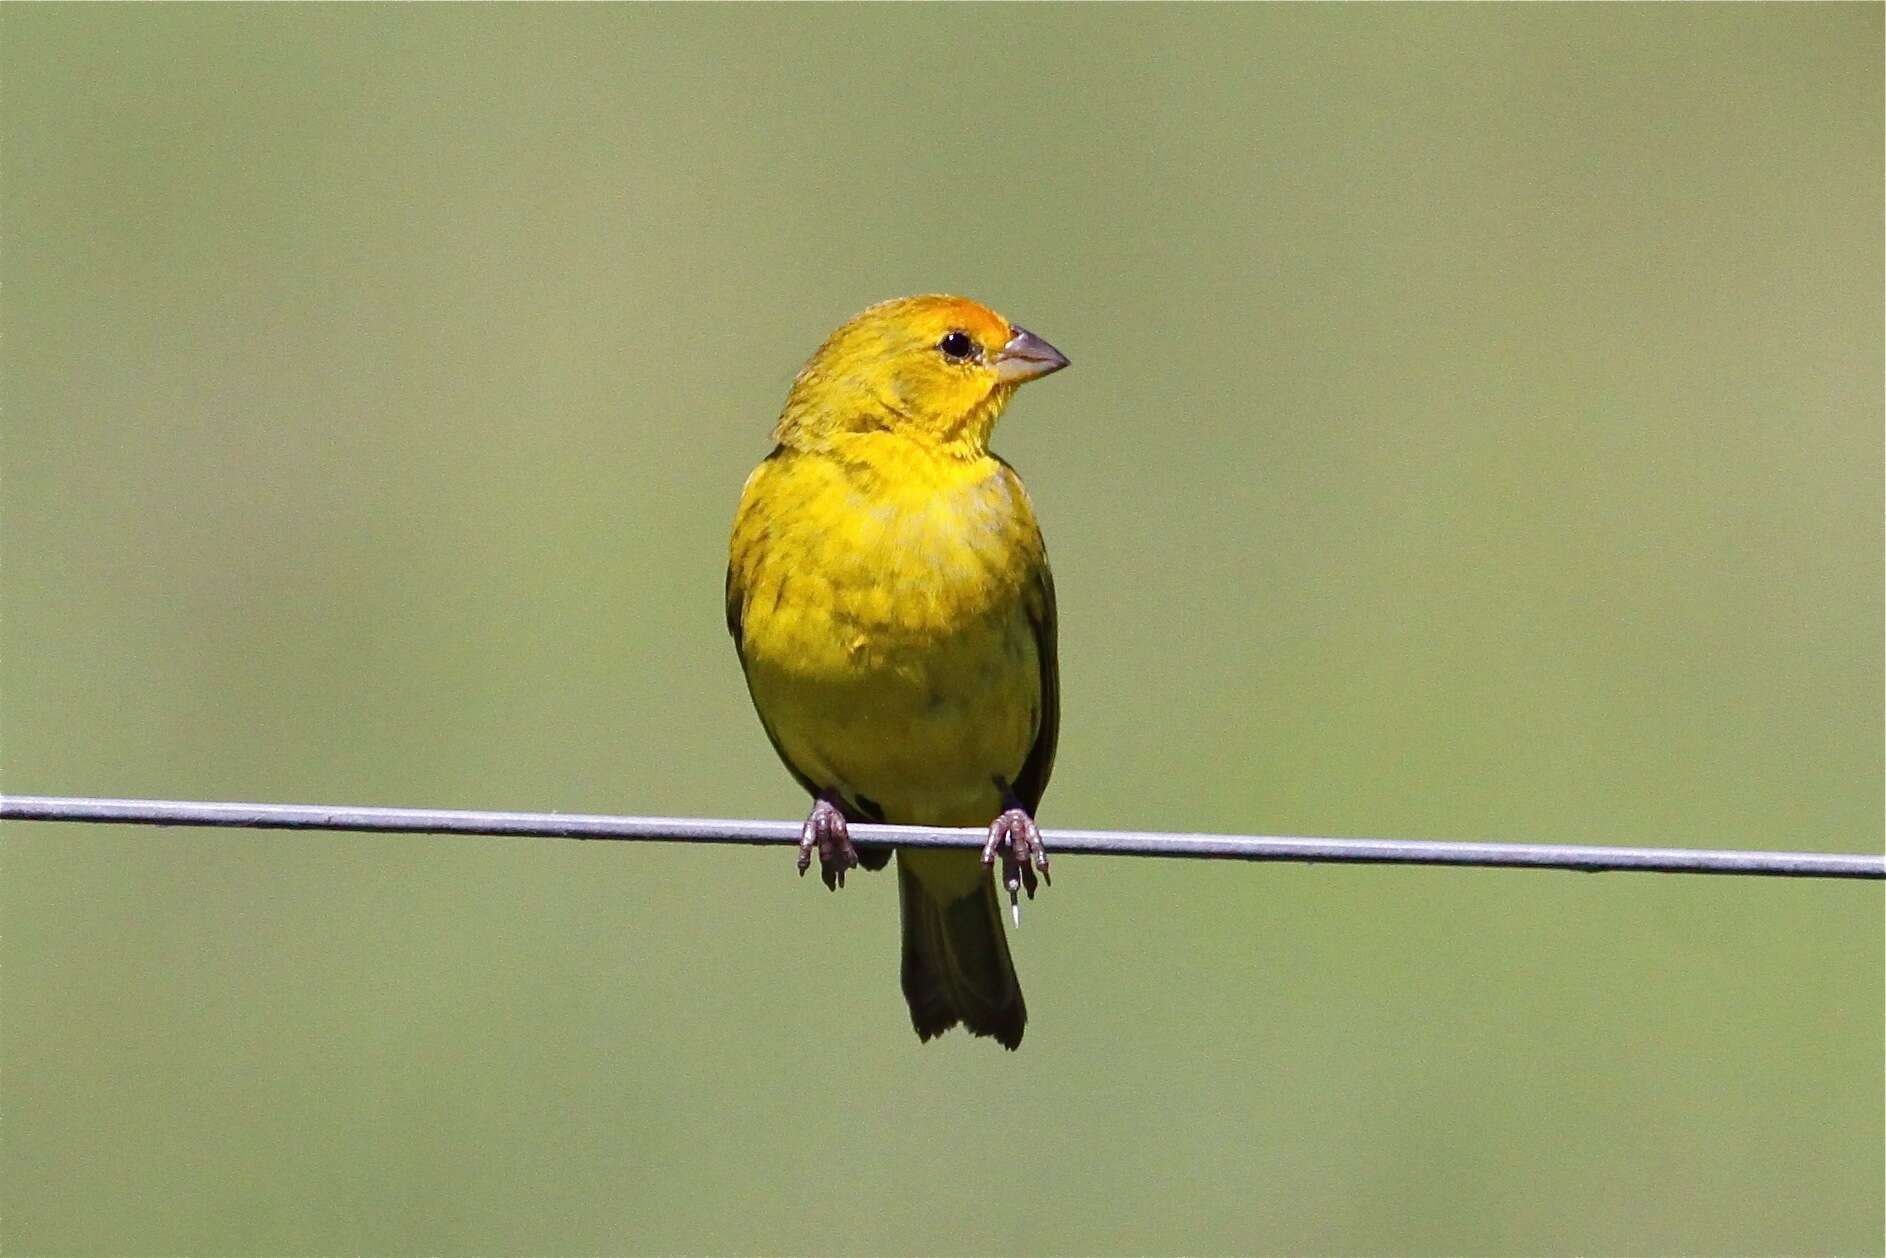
[729,435,1046,826]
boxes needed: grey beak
[993,325,1070,385]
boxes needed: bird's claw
[982,806,1050,924]
[797,796,859,891]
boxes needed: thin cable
[2,795,1879,879]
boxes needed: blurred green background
[3,5,1880,1255]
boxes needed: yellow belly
[732,445,1045,830]
[743,603,1040,827]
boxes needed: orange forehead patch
[854,294,1012,346]
[917,295,1011,342]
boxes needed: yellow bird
[726,295,1069,1049]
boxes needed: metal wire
[2,794,1880,879]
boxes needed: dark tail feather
[897,853,1026,1049]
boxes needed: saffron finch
[726,295,1069,1049]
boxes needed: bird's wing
[728,578,848,811]
[1003,470,1060,817]
[725,445,784,650]
[726,448,887,837]
[727,448,816,796]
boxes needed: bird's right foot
[983,805,1050,925]
[797,795,859,891]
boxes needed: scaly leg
[981,790,1051,925]
[797,792,860,891]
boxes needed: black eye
[938,330,976,361]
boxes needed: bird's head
[774,295,1069,455]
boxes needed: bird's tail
[897,849,1026,1050]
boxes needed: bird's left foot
[797,795,859,891]
[982,807,1050,925]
